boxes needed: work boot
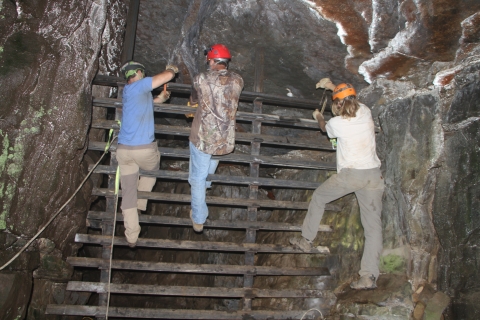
[190,210,203,232]
[350,274,377,290]
[289,236,313,252]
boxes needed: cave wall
[434,63,480,317]
[0,0,127,319]
[359,13,480,315]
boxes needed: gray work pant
[302,168,384,278]
[116,142,160,244]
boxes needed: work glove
[165,64,179,73]
[154,90,171,103]
[186,101,198,118]
[312,109,324,121]
[316,78,335,90]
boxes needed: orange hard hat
[332,83,356,100]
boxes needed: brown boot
[190,210,203,232]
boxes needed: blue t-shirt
[118,77,155,146]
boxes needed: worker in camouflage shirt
[188,44,244,232]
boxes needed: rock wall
[361,53,480,320]
[0,0,127,319]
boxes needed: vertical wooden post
[97,84,123,319]
[243,47,265,311]
[121,0,140,64]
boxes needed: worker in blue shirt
[117,61,178,248]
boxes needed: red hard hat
[205,44,232,60]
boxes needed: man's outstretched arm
[151,65,178,89]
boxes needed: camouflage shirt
[189,69,244,155]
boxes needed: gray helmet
[120,61,145,79]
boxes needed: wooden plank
[46,305,323,319]
[74,234,330,254]
[89,142,336,170]
[91,188,342,211]
[66,257,331,276]
[92,74,124,86]
[66,281,331,298]
[165,83,329,112]
[92,76,326,111]
[92,120,333,151]
[91,165,323,190]
[87,211,334,232]
[92,97,328,129]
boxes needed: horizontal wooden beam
[89,143,336,170]
[86,211,334,232]
[92,97,331,129]
[66,281,332,298]
[92,75,327,110]
[91,165,325,189]
[66,257,331,276]
[92,120,333,151]
[46,304,324,319]
[91,188,342,211]
[74,234,330,254]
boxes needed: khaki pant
[302,168,384,278]
[116,142,160,243]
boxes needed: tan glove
[186,101,198,118]
[165,64,179,73]
[312,109,324,121]
[154,90,171,103]
[316,78,335,91]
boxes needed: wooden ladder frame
[46,75,338,319]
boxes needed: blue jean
[189,142,219,224]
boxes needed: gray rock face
[0,0,125,318]
[434,64,480,299]
[0,272,32,320]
